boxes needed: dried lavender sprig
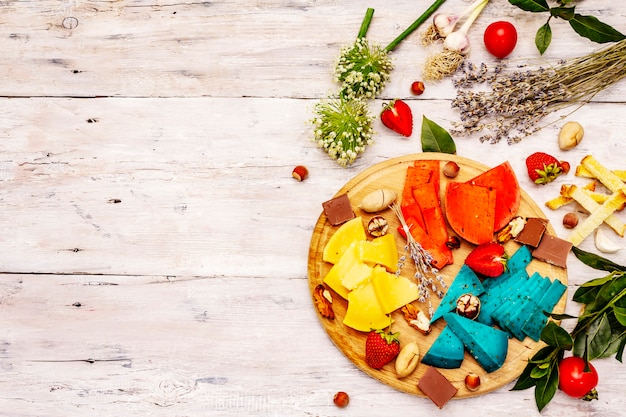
[451,39,626,144]
[391,203,447,318]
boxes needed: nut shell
[359,189,397,213]
[395,342,420,378]
[292,165,309,181]
[465,373,481,391]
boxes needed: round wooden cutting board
[307,153,568,399]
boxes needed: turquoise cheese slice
[522,279,567,341]
[478,270,529,326]
[444,312,509,373]
[421,325,465,369]
[431,264,484,324]
[504,274,552,340]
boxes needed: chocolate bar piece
[532,234,572,269]
[417,366,458,409]
[514,217,548,247]
[322,193,355,226]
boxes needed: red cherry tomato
[483,21,518,59]
[558,356,599,398]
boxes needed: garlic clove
[433,14,460,37]
[444,31,471,55]
[594,229,622,254]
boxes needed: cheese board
[307,153,568,399]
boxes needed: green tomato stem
[357,8,375,39]
[384,0,447,52]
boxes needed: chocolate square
[514,217,549,247]
[417,366,458,409]
[532,234,573,268]
[322,193,355,226]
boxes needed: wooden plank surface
[1,1,625,416]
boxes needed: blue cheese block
[444,312,509,373]
[430,264,484,324]
[421,325,465,369]
[522,279,567,341]
[504,274,552,340]
[477,270,529,326]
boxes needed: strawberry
[365,327,400,369]
[380,99,413,137]
[525,152,568,185]
[464,242,508,278]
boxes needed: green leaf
[547,312,578,321]
[540,321,573,350]
[508,0,549,13]
[614,306,626,326]
[511,362,538,391]
[420,115,456,154]
[569,14,626,44]
[535,361,559,412]
[535,22,552,55]
[530,365,549,378]
[550,6,575,20]
[573,274,616,304]
[529,345,558,364]
[586,313,614,359]
[591,274,626,311]
[572,246,626,272]
[512,346,555,391]
[574,312,626,360]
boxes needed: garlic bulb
[594,229,622,253]
[433,14,460,37]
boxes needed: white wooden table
[1,1,625,416]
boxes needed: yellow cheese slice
[357,233,399,273]
[371,265,420,315]
[343,281,389,332]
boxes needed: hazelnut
[446,236,461,249]
[559,160,571,175]
[465,373,481,392]
[562,212,579,229]
[456,293,481,320]
[367,216,389,237]
[333,391,349,408]
[411,81,425,95]
[292,165,309,181]
[558,121,584,150]
[443,161,460,178]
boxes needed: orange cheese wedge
[444,182,497,245]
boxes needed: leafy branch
[508,0,625,54]
[511,247,626,411]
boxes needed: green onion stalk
[312,1,447,167]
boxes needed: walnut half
[313,284,335,320]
